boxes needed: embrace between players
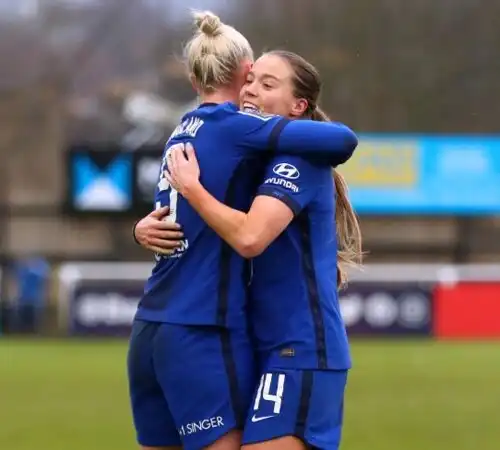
[128,10,362,450]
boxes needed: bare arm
[185,184,292,258]
[166,144,294,258]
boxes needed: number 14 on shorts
[252,373,285,422]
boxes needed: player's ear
[241,59,253,79]
[290,98,308,118]
[234,58,252,90]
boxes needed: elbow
[341,126,358,161]
[345,127,358,154]
[236,234,267,258]
[332,124,358,166]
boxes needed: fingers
[172,145,184,168]
[165,154,181,191]
[166,155,174,175]
[185,142,196,162]
[149,229,184,239]
[166,150,177,176]
[169,143,185,152]
[149,246,176,255]
[150,206,169,218]
[164,169,174,188]
[146,232,184,254]
[155,221,182,230]
[165,144,198,194]
[148,237,182,249]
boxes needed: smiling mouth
[242,101,260,111]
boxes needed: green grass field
[1,339,499,450]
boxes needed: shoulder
[223,108,284,143]
[236,108,280,122]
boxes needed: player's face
[240,54,308,119]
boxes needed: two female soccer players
[130,10,360,450]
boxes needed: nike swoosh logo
[251,414,275,423]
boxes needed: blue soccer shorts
[242,368,348,450]
[127,320,256,450]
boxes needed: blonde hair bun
[193,10,222,37]
[184,9,253,91]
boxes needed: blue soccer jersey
[135,102,357,329]
[250,154,351,370]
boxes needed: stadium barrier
[57,262,500,339]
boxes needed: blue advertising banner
[340,135,500,214]
[67,146,134,213]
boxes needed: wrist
[182,180,203,201]
[132,220,141,245]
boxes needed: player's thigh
[128,320,182,448]
[242,369,348,450]
[203,429,242,450]
[243,436,306,450]
[153,323,256,450]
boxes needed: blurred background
[1,1,500,449]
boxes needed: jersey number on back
[158,147,178,223]
[155,146,188,259]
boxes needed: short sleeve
[256,155,322,216]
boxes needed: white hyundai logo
[272,163,300,180]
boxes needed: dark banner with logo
[339,283,433,336]
[65,144,163,215]
[68,281,142,336]
[65,277,432,337]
